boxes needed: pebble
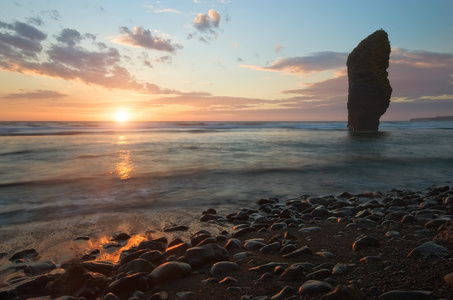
[210,261,239,278]
[163,225,189,232]
[315,251,333,259]
[298,280,333,295]
[9,248,38,261]
[24,260,57,275]
[359,255,382,263]
[249,262,289,274]
[108,273,149,297]
[139,250,164,265]
[183,243,229,268]
[280,263,308,281]
[218,276,238,285]
[260,242,281,254]
[385,231,400,237]
[407,241,450,258]
[118,258,155,274]
[138,240,167,252]
[378,290,433,300]
[244,240,266,251]
[271,285,295,300]
[176,291,195,299]
[81,261,115,275]
[149,262,192,284]
[305,269,331,280]
[320,284,367,300]
[112,232,131,241]
[332,263,348,275]
[444,272,453,286]
[282,246,313,258]
[352,236,380,251]
[299,227,322,233]
[279,244,297,255]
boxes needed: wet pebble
[210,261,239,278]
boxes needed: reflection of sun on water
[116,151,134,179]
[114,109,129,123]
[116,136,134,179]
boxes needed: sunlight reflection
[116,150,134,179]
[93,234,147,263]
[118,136,127,145]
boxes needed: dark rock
[108,272,149,297]
[81,261,114,276]
[120,249,148,265]
[139,250,164,265]
[305,269,332,280]
[219,276,238,285]
[444,272,453,286]
[9,248,38,261]
[232,226,257,238]
[176,291,195,299]
[183,243,229,268]
[271,286,296,300]
[352,236,380,251]
[280,263,307,281]
[260,242,281,254]
[378,290,433,300]
[112,232,131,241]
[163,225,189,232]
[347,29,392,131]
[424,218,448,229]
[190,230,212,246]
[401,215,415,223]
[225,238,243,251]
[149,262,191,284]
[244,240,266,251]
[50,264,88,296]
[407,241,450,258]
[202,208,217,214]
[196,237,218,246]
[14,274,55,296]
[282,246,313,258]
[298,280,333,295]
[74,236,90,241]
[101,292,119,300]
[118,258,155,274]
[279,244,297,255]
[200,214,222,222]
[210,261,239,278]
[321,284,367,300]
[24,260,57,275]
[138,239,167,252]
[249,262,289,274]
[435,219,453,245]
[165,242,191,256]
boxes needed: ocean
[1,121,453,228]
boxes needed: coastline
[1,185,452,299]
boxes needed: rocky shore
[1,185,453,300]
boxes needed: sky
[0,0,452,121]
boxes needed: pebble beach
[1,185,453,300]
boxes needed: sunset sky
[1,0,452,121]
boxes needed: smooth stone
[232,226,257,238]
[74,236,90,241]
[200,214,222,222]
[197,237,217,246]
[14,274,55,296]
[332,263,347,275]
[352,236,380,251]
[163,225,189,232]
[118,258,155,274]
[279,244,297,255]
[320,284,367,300]
[299,227,321,233]
[210,261,239,278]
[378,290,433,300]
[108,272,149,296]
[360,255,382,263]
[305,269,331,280]
[282,246,313,258]
[408,241,450,258]
[298,280,333,295]
[24,260,57,275]
[244,240,266,251]
[165,242,191,256]
[139,250,164,265]
[183,243,229,268]
[149,262,192,284]
[255,272,273,283]
[112,232,131,241]
[315,251,333,259]
[176,291,195,299]
[225,238,243,251]
[100,292,119,300]
[385,231,400,237]
[138,240,167,252]
[49,264,89,296]
[280,263,308,281]
[249,262,289,274]
[219,276,238,285]
[260,242,281,254]
[424,218,447,229]
[202,208,217,214]
[444,272,453,286]
[401,215,415,223]
[120,249,149,265]
[9,249,38,261]
[271,286,296,300]
[81,261,115,276]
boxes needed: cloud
[193,9,221,32]
[113,26,182,53]
[0,21,182,95]
[274,43,283,53]
[2,89,67,99]
[243,51,347,75]
[154,8,182,14]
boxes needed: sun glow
[114,109,129,122]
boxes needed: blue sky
[0,0,452,121]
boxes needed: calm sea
[1,121,452,226]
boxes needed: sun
[114,109,129,123]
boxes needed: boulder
[347,29,392,131]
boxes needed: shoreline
[0,185,452,299]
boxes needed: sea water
[1,121,452,227]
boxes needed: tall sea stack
[347,29,392,131]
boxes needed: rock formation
[347,29,392,131]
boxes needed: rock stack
[347,29,392,131]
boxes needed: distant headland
[410,116,453,122]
